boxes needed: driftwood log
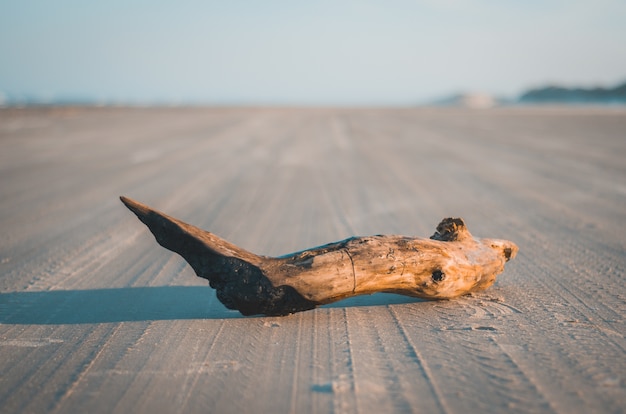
[120,196,518,316]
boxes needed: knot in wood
[430,217,472,242]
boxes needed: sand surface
[1,106,625,413]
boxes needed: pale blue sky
[1,0,625,105]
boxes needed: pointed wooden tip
[120,196,151,220]
[120,196,190,251]
[119,196,180,236]
[120,195,263,266]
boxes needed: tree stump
[121,196,518,316]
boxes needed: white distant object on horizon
[432,92,497,108]
[458,93,496,108]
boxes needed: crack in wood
[344,248,356,294]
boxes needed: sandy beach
[1,106,625,413]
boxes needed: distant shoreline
[2,80,626,110]
[519,80,626,104]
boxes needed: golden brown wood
[121,196,518,316]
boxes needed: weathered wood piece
[120,196,518,316]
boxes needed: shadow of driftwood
[0,286,242,324]
[0,286,423,325]
[321,293,424,308]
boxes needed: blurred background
[1,0,625,107]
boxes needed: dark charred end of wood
[208,257,318,316]
[430,217,472,242]
[120,196,318,316]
